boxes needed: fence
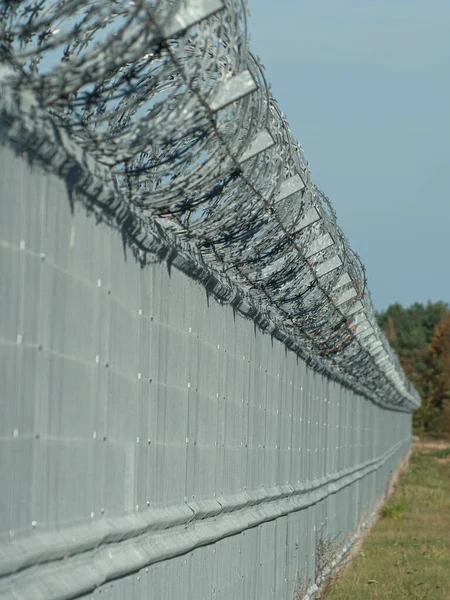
[0,1,418,599]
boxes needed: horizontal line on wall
[0,438,410,600]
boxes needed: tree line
[376,301,450,434]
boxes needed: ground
[325,438,450,600]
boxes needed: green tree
[377,301,449,434]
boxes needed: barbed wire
[0,0,420,410]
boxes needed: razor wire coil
[0,0,420,410]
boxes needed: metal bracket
[238,129,275,163]
[315,255,342,277]
[208,70,258,113]
[162,0,225,39]
[333,273,351,291]
[305,233,334,259]
[346,301,364,317]
[292,207,321,235]
[273,174,305,204]
[335,287,357,307]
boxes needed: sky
[246,0,450,310]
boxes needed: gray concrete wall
[0,142,411,600]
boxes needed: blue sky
[247,0,450,310]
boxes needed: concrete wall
[0,142,411,600]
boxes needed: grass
[325,440,450,600]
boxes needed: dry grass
[325,440,450,600]
[412,437,450,454]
